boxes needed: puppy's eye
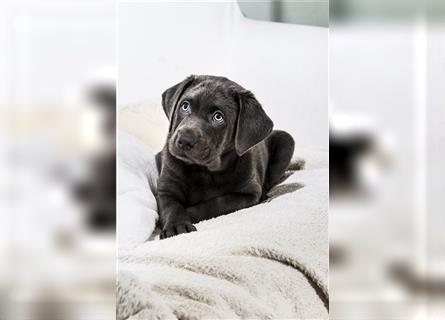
[212,111,224,123]
[179,101,191,113]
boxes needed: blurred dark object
[389,263,445,297]
[91,86,117,137]
[329,130,374,195]
[329,244,348,267]
[74,85,116,231]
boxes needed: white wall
[0,1,115,105]
[118,1,328,147]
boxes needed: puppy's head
[162,75,273,170]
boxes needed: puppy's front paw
[160,223,197,239]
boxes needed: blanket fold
[118,161,328,320]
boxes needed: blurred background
[2,0,444,319]
[0,0,116,319]
[329,0,445,319]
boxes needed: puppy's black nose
[176,133,196,151]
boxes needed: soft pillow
[117,131,159,252]
[118,100,167,152]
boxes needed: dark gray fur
[156,75,294,239]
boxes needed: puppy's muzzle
[176,129,198,151]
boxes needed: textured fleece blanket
[117,134,328,319]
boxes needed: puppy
[156,75,294,239]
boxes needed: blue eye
[180,101,191,113]
[212,111,224,123]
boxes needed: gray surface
[238,0,328,27]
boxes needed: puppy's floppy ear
[235,90,273,156]
[162,75,195,132]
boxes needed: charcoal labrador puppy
[156,75,294,239]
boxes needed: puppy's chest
[185,171,239,204]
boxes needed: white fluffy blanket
[118,131,159,251]
[117,131,328,319]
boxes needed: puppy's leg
[264,130,295,192]
[157,195,197,239]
